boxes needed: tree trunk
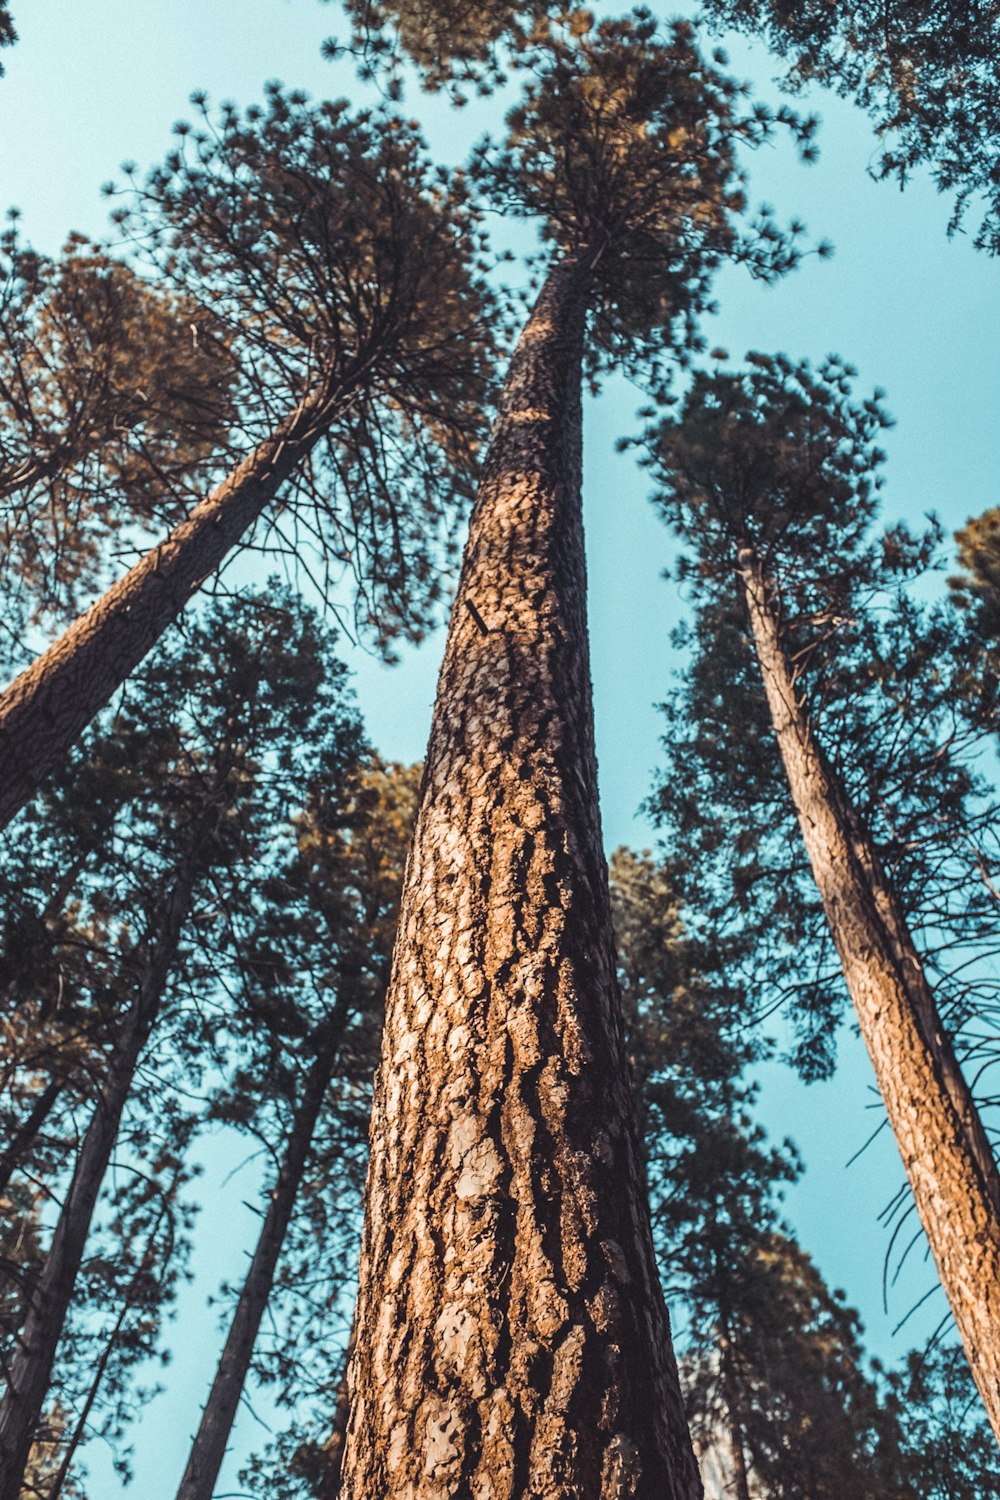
[737,544,1000,1444]
[174,1019,344,1500]
[0,869,195,1495]
[45,1176,179,1500]
[0,383,337,833]
[318,1322,356,1500]
[726,1419,750,1500]
[341,253,701,1500]
[0,1078,64,1201]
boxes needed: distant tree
[176,760,418,1500]
[955,506,1000,640]
[891,1343,1000,1497]
[643,353,1000,1440]
[0,87,495,830]
[951,504,1000,733]
[698,0,1000,252]
[341,15,815,1494]
[611,847,916,1500]
[0,587,363,1496]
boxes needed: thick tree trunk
[174,1021,343,1500]
[0,383,336,832]
[0,870,194,1494]
[341,254,700,1499]
[737,544,1000,1443]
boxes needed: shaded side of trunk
[0,871,194,1494]
[342,254,700,1500]
[737,545,1000,1443]
[174,1021,342,1500]
[0,385,334,832]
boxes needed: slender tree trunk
[725,1419,750,1500]
[341,253,700,1499]
[737,543,1000,1444]
[716,1321,750,1500]
[0,870,194,1494]
[0,382,338,832]
[174,1020,343,1500]
[318,1322,356,1500]
[0,1079,64,1201]
[45,1177,179,1500]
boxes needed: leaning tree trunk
[737,543,1000,1444]
[341,253,701,1500]
[175,1017,345,1500]
[0,1078,71,1210]
[0,382,338,832]
[0,869,195,1495]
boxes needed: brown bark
[341,254,700,1499]
[0,382,338,833]
[174,1019,344,1500]
[0,869,195,1495]
[737,544,1000,1444]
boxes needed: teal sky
[2,1,999,1492]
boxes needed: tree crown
[470,13,819,389]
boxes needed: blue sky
[2,0,999,1492]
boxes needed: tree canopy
[698,0,1000,252]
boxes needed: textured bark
[341,255,701,1500]
[0,870,194,1495]
[0,383,337,833]
[175,1021,344,1500]
[738,545,1000,1444]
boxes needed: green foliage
[646,352,893,581]
[232,761,421,1497]
[112,86,499,652]
[469,12,818,392]
[698,0,1000,252]
[0,4,14,72]
[610,849,919,1499]
[0,585,364,1489]
[888,1343,1000,1497]
[0,224,235,666]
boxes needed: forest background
[0,0,998,1494]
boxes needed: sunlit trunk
[738,542,1000,1445]
[341,254,701,1498]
